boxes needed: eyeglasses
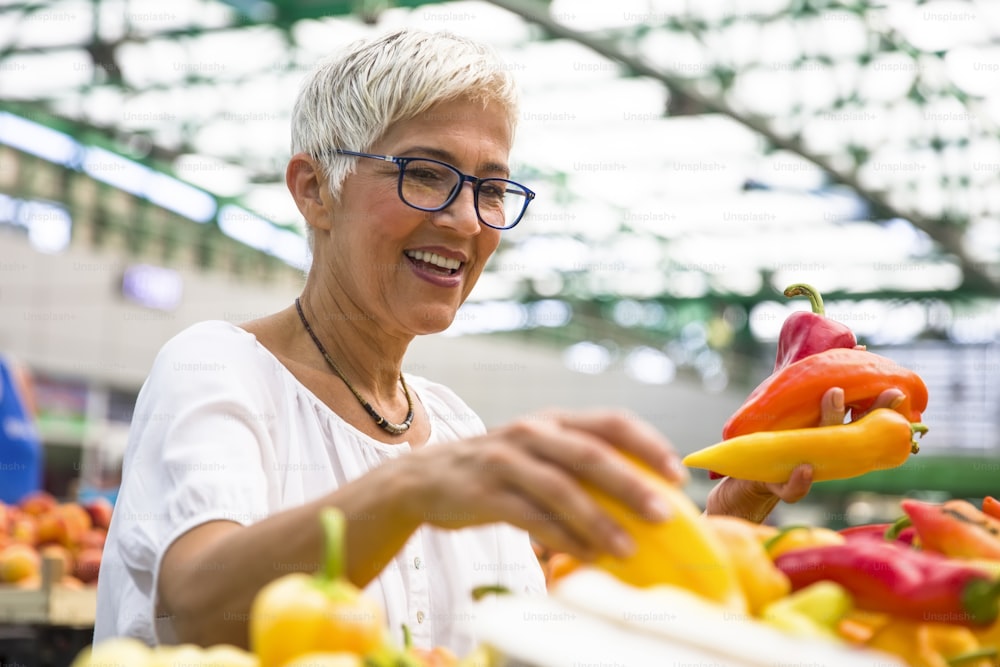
[332,149,535,230]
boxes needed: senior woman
[93,28,898,655]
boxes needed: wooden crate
[0,557,97,627]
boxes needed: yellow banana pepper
[684,408,925,484]
[250,508,387,667]
[582,454,746,612]
[704,515,790,616]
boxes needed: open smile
[404,249,464,276]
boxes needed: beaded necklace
[295,298,414,435]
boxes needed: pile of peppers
[768,494,1000,666]
[685,283,930,484]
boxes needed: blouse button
[413,556,422,570]
[416,610,426,624]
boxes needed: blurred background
[1,0,999,528]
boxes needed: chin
[413,307,457,334]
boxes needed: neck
[296,284,409,403]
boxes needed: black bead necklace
[294,298,414,435]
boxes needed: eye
[478,181,506,202]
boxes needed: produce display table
[0,558,96,667]
[467,569,908,667]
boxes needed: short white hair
[291,28,520,244]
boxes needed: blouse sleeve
[107,322,280,643]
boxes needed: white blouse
[93,321,546,655]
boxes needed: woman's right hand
[396,408,687,564]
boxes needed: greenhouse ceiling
[2,0,1000,352]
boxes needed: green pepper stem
[783,283,825,316]
[318,507,345,582]
[947,647,999,665]
[910,423,928,454]
[471,584,513,601]
[884,515,912,540]
[961,577,1000,626]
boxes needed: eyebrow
[396,145,510,177]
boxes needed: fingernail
[611,530,636,558]
[644,495,672,522]
[890,395,905,409]
[833,391,844,412]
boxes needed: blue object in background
[0,356,42,504]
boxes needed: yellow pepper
[867,618,995,667]
[683,408,926,484]
[704,515,790,616]
[250,508,387,667]
[764,524,846,560]
[582,454,747,612]
[761,581,853,641]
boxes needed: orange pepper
[983,496,1000,522]
[902,498,1000,560]
[545,552,580,587]
[867,618,994,667]
[722,347,928,439]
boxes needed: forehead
[377,97,513,158]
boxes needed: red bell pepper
[774,540,1000,627]
[709,283,859,480]
[773,283,858,372]
[839,516,916,545]
[901,498,1000,560]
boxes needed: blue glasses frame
[332,149,535,230]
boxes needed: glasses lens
[477,179,531,229]
[400,159,460,209]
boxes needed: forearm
[162,461,421,647]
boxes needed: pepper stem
[960,577,1000,626]
[910,422,929,454]
[471,584,513,601]
[948,647,999,665]
[884,515,911,541]
[783,283,825,316]
[318,507,345,582]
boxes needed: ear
[286,152,333,232]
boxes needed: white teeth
[405,250,461,271]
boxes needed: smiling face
[315,96,512,336]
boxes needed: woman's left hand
[703,386,905,523]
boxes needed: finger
[766,464,814,503]
[512,416,674,527]
[818,387,846,426]
[484,492,598,562]
[850,388,905,421]
[541,408,686,484]
[488,440,638,559]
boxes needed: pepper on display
[774,540,1000,628]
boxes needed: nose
[432,181,482,235]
